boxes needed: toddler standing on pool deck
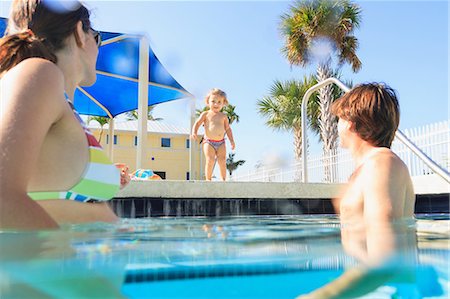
[191,88,235,181]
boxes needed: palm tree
[195,104,240,125]
[280,0,362,181]
[226,153,246,176]
[125,105,162,121]
[257,76,320,162]
[222,104,240,125]
[89,116,109,143]
[195,106,208,118]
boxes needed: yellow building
[89,120,205,180]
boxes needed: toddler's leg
[203,143,216,181]
[216,144,227,181]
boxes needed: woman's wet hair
[0,0,91,74]
[332,82,400,148]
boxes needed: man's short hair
[331,83,400,148]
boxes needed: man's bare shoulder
[361,148,410,186]
[366,148,406,170]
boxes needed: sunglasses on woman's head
[90,28,102,48]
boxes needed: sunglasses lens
[95,33,101,47]
[91,28,101,47]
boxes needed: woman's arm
[0,59,65,230]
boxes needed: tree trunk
[316,61,338,182]
[293,126,303,182]
[98,128,104,143]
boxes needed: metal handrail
[300,78,450,184]
[395,130,450,183]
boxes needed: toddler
[191,89,235,181]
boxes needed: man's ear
[73,21,85,47]
[348,120,356,132]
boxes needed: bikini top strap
[64,92,76,111]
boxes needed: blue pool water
[0,214,448,298]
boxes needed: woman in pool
[0,0,129,230]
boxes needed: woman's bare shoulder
[4,58,63,84]
[1,58,66,118]
[2,58,64,101]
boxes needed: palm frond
[338,36,362,72]
[222,104,240,124]
[280,0,362,72]
[226,153,246,175]
[89,116,109,126]
[125,105,161,121]
[257,76,320,134]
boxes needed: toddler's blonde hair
[205,88,228,106]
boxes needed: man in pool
[298,83,416,298]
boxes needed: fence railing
[231,120,449,183]
[393,121,449,177]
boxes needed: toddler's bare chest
[205,115,224,128]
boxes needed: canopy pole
[137,36,149,170]
[189,98,196,180]
[107,118,115,160]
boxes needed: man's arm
[362,154,403,265]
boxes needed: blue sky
[1,0,448,176]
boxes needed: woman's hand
[115,163,131,189]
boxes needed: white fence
[231,120,450,183]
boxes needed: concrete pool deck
[112,177,449,217]
[116,180,344,200]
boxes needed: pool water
[0,214,448,298]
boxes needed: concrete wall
[116,177,449,200]
[112,180,449,216]
[116,180,344,199]
[411,174,450,195]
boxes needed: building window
[154,171,166,180]
[161,138,171,148]
[134,136,138,146]
[105,135,117,144]
[186,172,190,180]
[186,139,190,149]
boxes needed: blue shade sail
[0,17,6,36]
[0,17,192,118]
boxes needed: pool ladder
[300,77,450,184]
